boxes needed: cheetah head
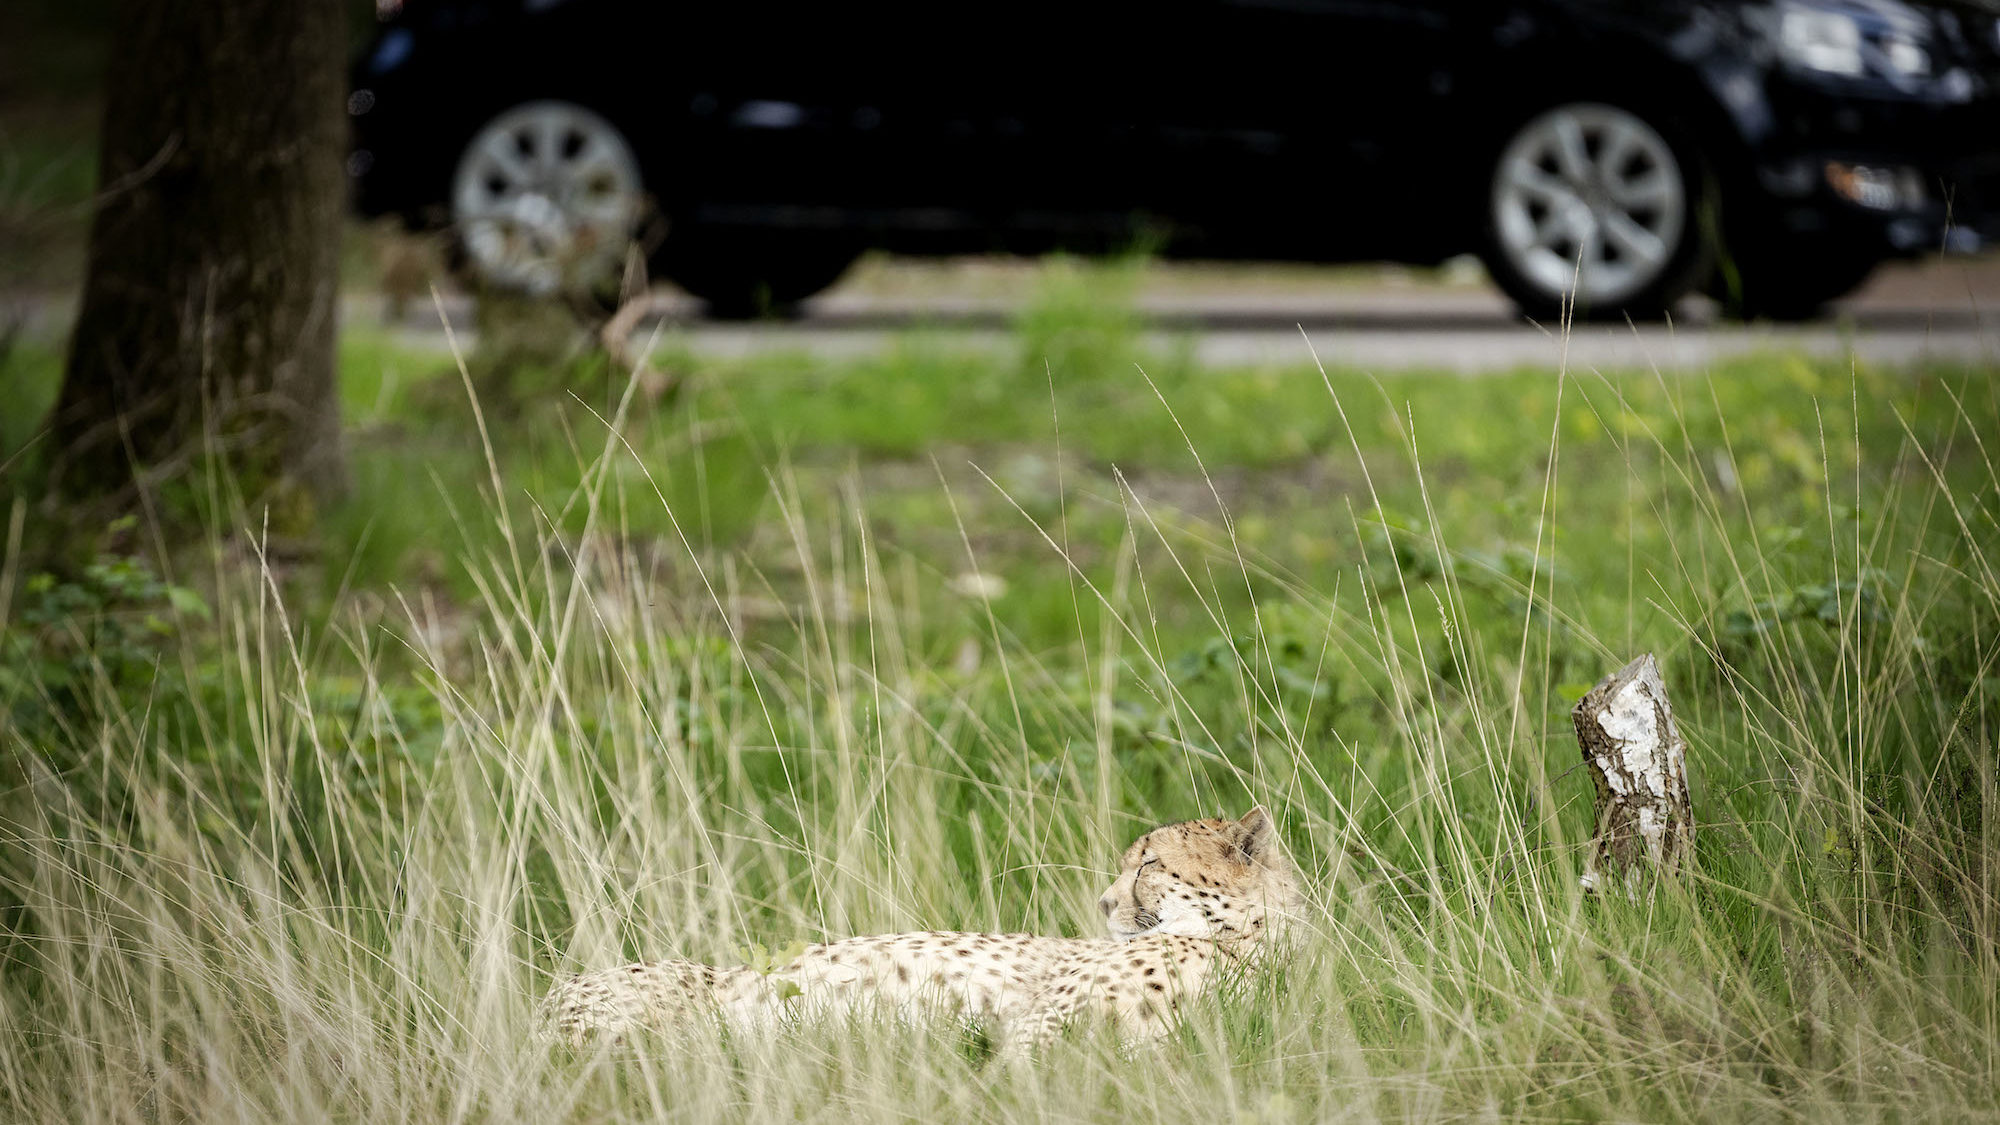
[1097,807,1302,942]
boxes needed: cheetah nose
[1098,895,1116,917]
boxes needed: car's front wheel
[1481,102,1709,321]
[449,101,645,297]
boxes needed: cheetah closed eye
[537,807,1302,1051]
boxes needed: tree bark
[45,0,347,520]
[1572,653,1693,893]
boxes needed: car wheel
[449,101,644,297]
[653,229,860,320]
[1711,241,1879,322]
[1481,102,1708,321]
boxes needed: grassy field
[2,264,1997,1121]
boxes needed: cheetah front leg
[1000,969,1184,1056]
[1001,992,1084,1057]
[537,959,776,1046]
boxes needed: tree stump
[1571,654,1693,892]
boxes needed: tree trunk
[45,0,347,521]
[1571,653,1694,893]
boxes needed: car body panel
[347,0,2000,283]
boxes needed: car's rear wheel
[1481,102,1708,321]
[449,101,644,297]
[653,228,860,320]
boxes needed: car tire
[1480,101,1710,322]
[653,228,860,320]
[448,100,645,297]
[1710,241,1879,322]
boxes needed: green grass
[2,262,1998,1121]
[0,337,62,470]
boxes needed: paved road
[16,257,2000,372]
[385,256,2000,372]
[602,288,1999,372]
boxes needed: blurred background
[7,0,1999,370]
[7,0,1999,560]
[2,0,1998,720]
[3,0,1998,717]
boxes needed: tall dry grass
[1,347,1995,1122]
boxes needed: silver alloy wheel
[1492,104,1686,307]
[450,101,642,295]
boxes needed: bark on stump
[1571,654,1693,892]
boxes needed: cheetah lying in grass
[539,807,1301,1050]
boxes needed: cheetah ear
[1233,806,1275,863]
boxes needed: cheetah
[537,807,1302,1051]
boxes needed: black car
[348,0,2000,319]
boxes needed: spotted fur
[538,808,1301,1050]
